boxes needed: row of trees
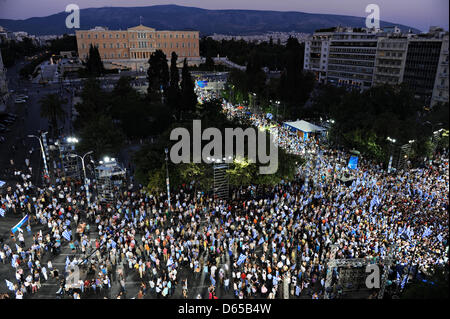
[133,98,303,193]
[0,37,41,67]
[309,83,449,163]
[71,49,200,159]
[222,37,315,120]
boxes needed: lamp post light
[165,148,171,213]
[386,136,397,173]
[69,151,93,207]
[28,132,49,179]
[275,101,280,121]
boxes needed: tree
[39,94,66,138]
[77,115,125,158]
[110,76,152,139]
[147,50,169,103]
[73,78,109,130]
[180,58,197,116]
[85,44,104,76]
[167,52,181,118]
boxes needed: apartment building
[0,51,8,112]
[373,32,408,86]
[431,34,449,106]
[304,30,333,83]
[403,35,443,105]
[305,27,378,89]
[76,24,200,71]
[304,26,449,106]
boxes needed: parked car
[16,94,29,100]
[14,99,26,104]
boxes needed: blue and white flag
[258,237,265,245]
[236,253,247,266]
[11,215,29,233]
[62,229,71,241]
[11,255,17,267]
[210,275,216,286]
[0,208,5,217]
[400,274,409,290]
[422,227,432,238]
[437,234,443,242]
[5,279,15,291]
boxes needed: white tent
[283,120,326,133]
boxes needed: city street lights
[69,151,93,207]
[275,100,280,121]
[165,148,171,213]
[28,132,49,178]
[386,136,397,173]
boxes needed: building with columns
[75,24,200,71]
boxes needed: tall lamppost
[275,100,280,121]
[69,151,93,207]
[165,148,171,213]
[28,132,49,178]
[386,136,397,173]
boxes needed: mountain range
[0,4,421,36]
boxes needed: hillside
[0,4,421,36]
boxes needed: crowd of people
[0,99,448,300]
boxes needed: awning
[283,120,326,133]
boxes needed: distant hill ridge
[0,4,421,36]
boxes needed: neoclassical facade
[76,24,201,71]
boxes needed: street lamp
[28,132,49,178]
[69,151,93,207]
[165,148,171,213]
[275,101,280,121]
[386,136,396,173]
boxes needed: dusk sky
[0,0,448,31]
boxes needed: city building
[0,51,8,112]
[373,30,408,86]
[305,27,379,89]
[431,34,449,106]
[75,24,200,71]
[209,32,309,45]
[403,29,446,106]
[304,30,333,84]
[304,26,449,106]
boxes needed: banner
[11,215,29,234]
[348,156,359,170]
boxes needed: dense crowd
[0,101,448,300]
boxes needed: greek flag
[11,255,17,267]
[400,274,409,289]
[0,207,5,217]
[62,229,71,241]
[422,227,432,238]
[437,234,443,242]
[5,279,15,291]
[11,215,29,233]
[258,237,265,245]
[236,253,247,266]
